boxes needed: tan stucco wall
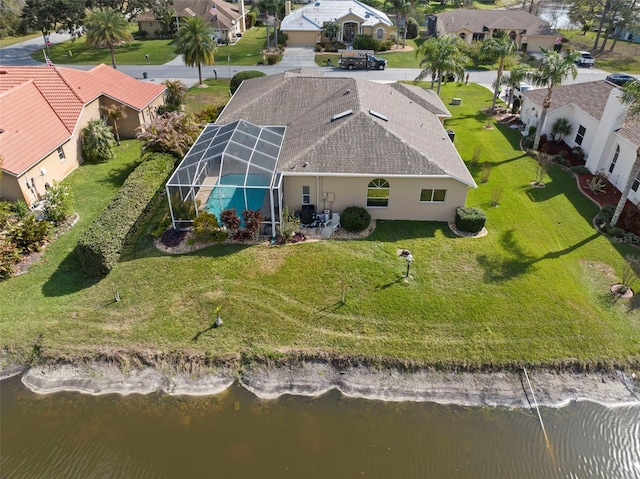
[138,20,162,38]
[526,35,556,51]
[286,30,320,46]
[283,175,469,222]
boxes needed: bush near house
[76,153,174,276]
[341,206,371,232]
[455,207,487,233]
[230,70,266,94]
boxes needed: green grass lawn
[213,26,274,66]
[1,84,639,368]
[560,29,640,74]
[183,78,232,115]
[32,35,179,65]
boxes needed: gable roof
[435,9,557,36]
[281,0,392,32]
[217,71,475,187]
[0,81,72,176]
[522,80,640,146]
[137,0,243,30]
[0,65,165,176]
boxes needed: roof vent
[369,110,388,121]
[343,89,351,95]
[0,70,7,75]
[331,109,353,122]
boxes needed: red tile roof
[0,80,71,176]
[0,65,165,177]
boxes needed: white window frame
[376,28,384,40]
[302,185,311,205]
[419,188,447,203]
[367,178,390,208]
[57,146,66,162]
[609,144,620,174]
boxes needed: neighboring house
[0,64,165,205]
[166,69,476,234]
[280,0,393,47]
[137,0,246,42]
[429,9,559,52]
[520,80,640,200]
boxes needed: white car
[576,51,595,67]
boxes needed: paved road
[0,33,610,88]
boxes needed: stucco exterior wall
[283,175,469,222]
[138,20,162,38]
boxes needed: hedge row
[455,207,486,234]
[77,154,175,277]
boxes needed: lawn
[1,84,639,369]
[183,78,232,115]
[560,29,640,74]
[213,26,274,66]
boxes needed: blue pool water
[205,175,268,221]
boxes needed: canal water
[1,375,639,479]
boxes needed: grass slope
[1,85,639,368]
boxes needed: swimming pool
[204,174,268,222]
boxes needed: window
[420,189,446,203]
[57,146,66,162]
[509,30,517,41]
[367,178,389,207]
[633,174,640,193]
[575,125,586,146]
[302,186,311,205]
[609,145,620,174]
[472,33,485,41]
[376,28,384,40]
[459,32,466,40]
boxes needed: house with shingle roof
[136,0,246,42]
[430,9,558,52]
[0,65,165,205]
[281,0,393,47]
[520,80,640,200]
[167,69,475,232]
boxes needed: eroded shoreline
[5,359,639,408]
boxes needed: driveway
[278,46,317,68]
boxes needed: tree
[502,63,534,108]
[480,36,517,110]
[81,119,116,162]
[175,16,216,87]
[162,79,188,108]
[386,0,411,48]
[550,117,573,142]
[530,49,580,150]
[100,104,127,145]
[323,21,340,41]
[85,7,132,69]
[415,36,468,95]
[610,79,640,226]
[0,0,22,38]
[86,0,155,17]
[22,0,86,42]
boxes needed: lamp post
[405,253,413,278]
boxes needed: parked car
[605,73,637,87]
[514,82,532,99]
[576,51,595,67]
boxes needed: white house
[520,80,640,199]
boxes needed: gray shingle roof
[522,80,640,147]
[436,9,556,36]
[216,71,476,187]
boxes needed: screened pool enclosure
[166,120,285,235]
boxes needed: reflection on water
[1,375,639,479]
[538,2,578,30]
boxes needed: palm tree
[175,16,216,87]
[502,63,534,108]
[415,36,467,95]
[480,36,517,111]
[610,80,640,226]
[100,104,127,145]
[386,0,411,49]
[530,49,580,150]
[85,8,133,70]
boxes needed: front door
[343,22,358,43]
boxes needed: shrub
[315,43,323,52]
[550,117,572,142]
[76,153,174,276]
[341,206,371,232]
[220,208,241,230]
[266,54,278,65]
[480,164,491,183]
[193,212,227,243]
[571,165,590,175]
[82,119,116,162]
[572,146,585,162]
[161,228,186,247]
[608,227,626,238]
[162,79,188,108]
[137,111,200,158]
[352,34,377,51]
[0,201,12,228]
[277,206,300,243]
[232,229,253,241]
[8,214,51,253]
[406,17,419,39]
[194,105,222,124]
[0,235,21,280]
[230,70,266,94]
[596,205,616,225]
[246,11,257,28]
[11,200,29,219]
[242,209,263,240]
[553,154,570,167]
[42,181,74,224]
[586,176,606,194]
[455,207,486,233]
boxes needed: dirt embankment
[3,354,639,407]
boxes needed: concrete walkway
[278,46,317,68]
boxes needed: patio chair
[330,212,340,231]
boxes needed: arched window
[367,178,390,207]
[459,32,466,40]
[376,28,384,40]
